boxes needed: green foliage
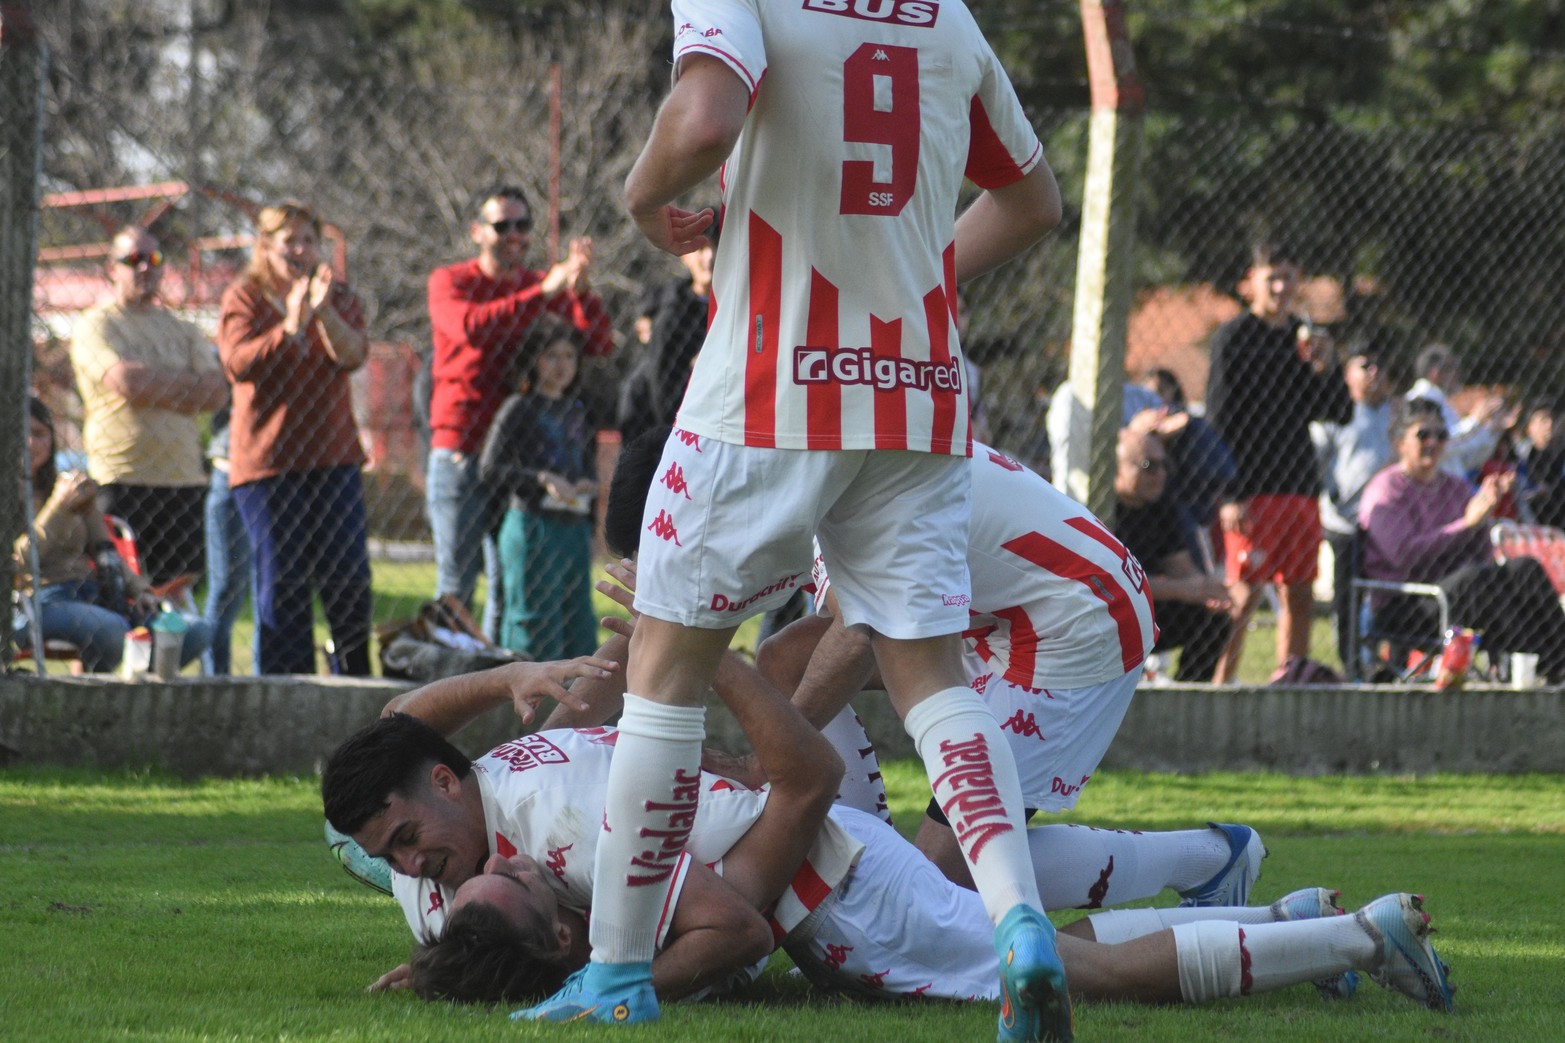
[4,765,1564,1040]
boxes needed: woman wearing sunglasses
[1358,396,1565,683]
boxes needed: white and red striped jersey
[394,727,863,943]
[668,0,1044,454]
[815,445,1156,689]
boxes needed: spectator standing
[478,316,599,661]
[425,186,614,634]
[1310,345,1393,668]
[200,404,253,675]
[528,1,1068,1033]
[1405,343,1512,478]
[1205,240,1351,683]
[1359,397,1565,683]
[14,395,210,673]
[69,226,228,587]
[616,218,715,449]
[217,200,372,676]
[1111,429,1232,682]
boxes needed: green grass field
[3,762,1562,1041]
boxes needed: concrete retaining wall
[2,674,1562,777]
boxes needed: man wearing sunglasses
[425,186,615,636]
[1111,430,1233,683]
[69,226,229,588]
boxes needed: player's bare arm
[649,861,774,1000]
[380,656,618,735]
[623,54,748,255]
[953,161,1063,284]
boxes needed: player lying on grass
[546,427,1265,915]
[320,629,1454,1014]
[375,630,1454,1015]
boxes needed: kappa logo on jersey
[802,0,939,28]
[661,461,693,499]
[1050,774,1091,799]
[1000,709,1043,740]
[646,509,683,546]
[709,570,808,613]
[495,833,517,858]
[490,734,570,774]
[793,345,963,394]
[671,427,702,451]
[987,448,1024,472]
[933,733,1014,862]
[545,844,572,883]
[627,767,702,887]
[425,889,444,916]
[859,969,890,990]
[824,942,854,971]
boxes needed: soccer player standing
[520,2,1066,1037]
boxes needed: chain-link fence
[8,8,1565,684]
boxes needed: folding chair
[1490,520,1565,600]
[1346,577,1451,683]
[102,513,200,615]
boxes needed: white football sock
[905,687,1040,923]
[587,693,706,964]
[1172,918,1372,1002]
[1027,824,1236,909]
[1086,904,1277,945]
[819,704,892,823]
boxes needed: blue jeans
[22,580,212,673]
[201,465,255,675]
[425,447,501,636]
[234,466,373,676]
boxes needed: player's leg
[818,704,892,823]
[822,451,1070,1041]
[524,435,829,1024]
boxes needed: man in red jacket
[425,186,614,633]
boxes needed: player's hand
[632,204,715,257]
[367,963,411,992]
[1218,501,1249,536]
[506,656,620,724]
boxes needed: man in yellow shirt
[69,226,229,586]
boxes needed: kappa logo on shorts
[858,969,891,990]
[646,509,683,546]
[824,942,853,971]
[671,427,702,451]
[1000,709,1043,740]
[661,461,692,499]
[941,593,971,607]
[802,0,938,28]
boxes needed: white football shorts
[633,430,972,638]
[784,805,998,1002]
[976,666,1141,811]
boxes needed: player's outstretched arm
[379,657,617,737]
[953,161,1063,284]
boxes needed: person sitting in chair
[1359,397,1565,684]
